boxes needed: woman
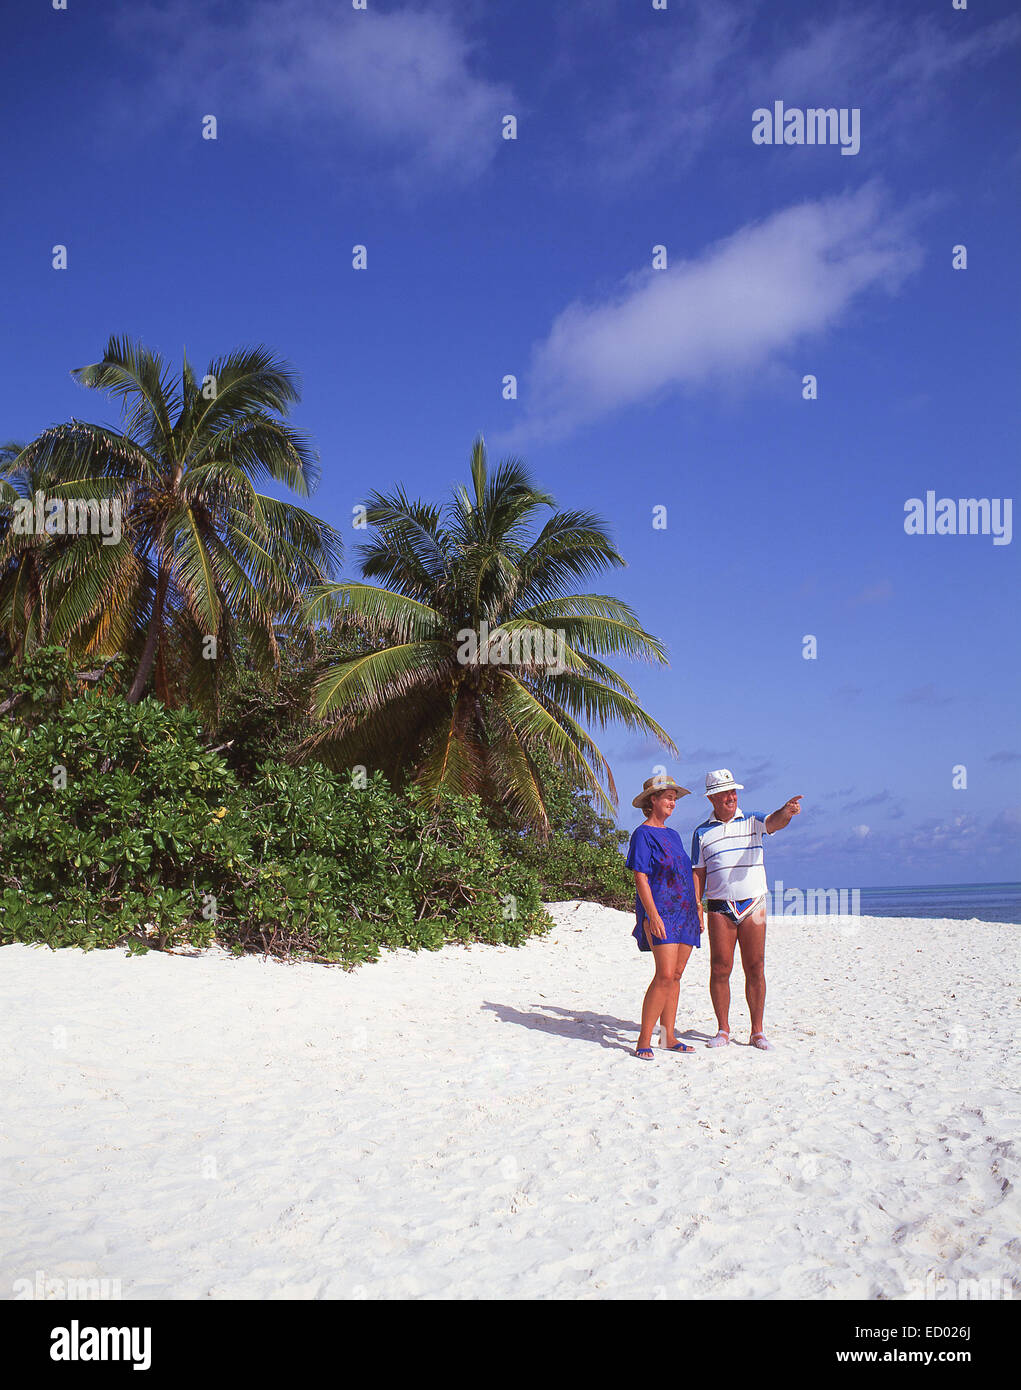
[626,775,703,1059]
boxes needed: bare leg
[660,979,680,1044]
[637,938,681,1052]
[736,907,767,1037]
[707,912,738,1039]
[657,944,693,1044]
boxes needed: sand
[1,902,1018,1300]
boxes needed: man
[690,769,802,1051]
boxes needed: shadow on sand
[482,1002,718,1053]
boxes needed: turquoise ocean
[853,882,1020,924]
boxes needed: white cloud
[500,184,921,443]
[110,0,512,183]
[771,809,1018,880]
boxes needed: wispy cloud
[568,1,749,182]
[498,184,921,443]
[901,684,954,706]
[788,809,1018,873]
[563,1,1021,182]
[988,751,1021,764]
[842,789,904,816]
[108,0,512,184]
[616,748,776,786]
[610,737,675,762]
[759,4,1021,107]
[898,813,985,855]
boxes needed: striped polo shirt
[690,809,772,900]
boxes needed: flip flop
[661,1041,695,1052]
[635,1046,655,1060]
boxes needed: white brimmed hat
[705,768,744,796]
[632,775,691,809]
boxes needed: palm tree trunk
[126,568,170,704]
[33,563,48,644]
[153,640,170,706]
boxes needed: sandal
[635,1046,655,1060]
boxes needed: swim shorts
[706,896,765,924]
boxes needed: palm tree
[301,436,677,829]
[13,336,344,707]
[1,437,146,668]
[0,440,49,661]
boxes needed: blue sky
[2,0,1019,887]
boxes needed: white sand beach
[2,903,1018,1301]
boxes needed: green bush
[510,834,633,910]
[493,749,632,909]
[0,651,551,965]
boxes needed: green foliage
[0,644,124,721]
[211,622,379,776]
[0,651,550,964]
[493,749,632,909]
[301,435,677,826]
[3,338,343,710]
[515,834,632,911]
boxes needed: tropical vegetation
[301,436,676,830]
[0,340,675,960]
[1,336,342,716]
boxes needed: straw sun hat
[631,775,691,809]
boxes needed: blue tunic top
[625,824,702,951]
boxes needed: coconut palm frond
[305,436,675,822]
